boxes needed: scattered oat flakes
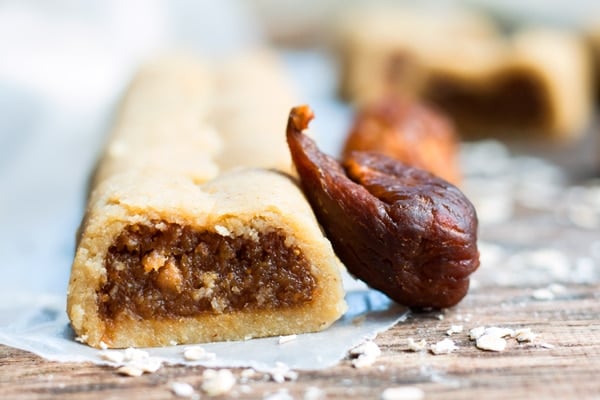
[98,350,125,364]
[74,335,88,343]
[350,340,382,358]
[482,327,514,338]
[350,340,381,368]
[446,325,464,336]
[407,338,427,352]
[476,334,507,352]
[117,365,144,377]
[380,386,425,400]
[184,346,217,361]
[430,338,458,355]
[264,389,293,400]
[202,369,236,396]
[469,326,486,340]
[123,347,149,362]
[548,283,567,293]
[239,368,256,384]
[268,362,298,383]
[128,357,163,373]
[532,288,555,301]
[304,386,325,400]
[352,355,378,368]
[171,382,196,398]
[239,385,252,394]
[513,328,537,342]
[278,334,297,344]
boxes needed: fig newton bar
[67,54,346,348]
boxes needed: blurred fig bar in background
[67,53,346,349]
[336,6,592,139]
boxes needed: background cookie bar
[337,7,593,139]
[67,52,346,348]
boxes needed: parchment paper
[0,283,408,371]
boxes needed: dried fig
[287,105,479,309]
[342,96,461,186]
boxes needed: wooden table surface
[2,282,599,399]
[2,119,599,400]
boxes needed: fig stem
[289,105,315,132]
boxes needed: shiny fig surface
[286,105,479,309]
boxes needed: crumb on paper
[169,340,178,346]
[407,338,427,352]
[123,347,150,362]
[352,315,367,325]
[102,347,162,375]
[278,334,297,344]
[202,369,236,396]
[98,350,125,364]
[380,386,425,400]
[446,325,464,336]
[99,341,108,350]
[430,338,457,355]
[437,313,445,321]
[513,328,537,343]
[350,340,381,368]
[74,335,88,343]
[183,346,217,361]
[476,334,507,352]
[171,382,196,398]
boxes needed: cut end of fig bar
[67,169,347,348]
[287,105,480,309]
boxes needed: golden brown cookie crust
[67,53,346,348]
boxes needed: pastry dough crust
[67,52,347,348]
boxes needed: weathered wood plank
[1,284,599,399]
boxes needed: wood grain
[1,283,599,399]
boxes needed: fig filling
[423,73,548,130]
[98,222,316,321]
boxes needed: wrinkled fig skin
[286,105,479,309]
